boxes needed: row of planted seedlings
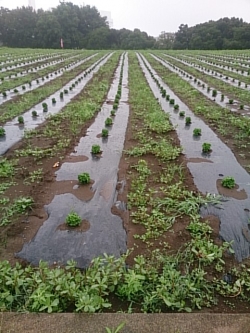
[165,53,250,92]
[17,53,129,270]
[0,51,80,87]
[0,48,65,62]
[0,50,70,73]
[157,53,250,109]
[0,51,84,91]
[0,51,138,313]
[0,52,104,129]
[195,53,250,70]
[144,53,250,164]
[0,53,112,155]
[183,53,250,77]
[0,52,97,105]
[153,53,249,116]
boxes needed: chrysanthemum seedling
[166,94,170,101]
[91,144,101,154]
[229,99,234,104]
[60,92,64,98]
[185,117,192,125]
[65,211,82,227]
[52,97,56,104]
[110,110,116,117]
[105,117,113,126]
[22,85,26,90]
[240,104,244,110]
[221,176,235,189]
[18,116,24,124]
[0,127,6,137]
[78,172,91,185]
[42,102,48,112]
[179,111,185,117]
[202,142,211,153]
[169,99,175,105]
[102,128,109,137]
[174,104,179,110]
[32,110,38,117]
[193,128,201,136]
[2,91,7,97]
[212,89,217,97]
[14,88,18,93]
[64,89,68,94]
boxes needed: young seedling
[52,97,56,104]
[102,128,109,138]
[13,89,18,93]
[0,127,6,137]
[110,110,116,117]
[60,92,64,98]
[105,117,113,126]
[91,144,101,154]
[78,172,90,185]
[185,117,192,125]
[42,102,48,112]
[179,111,185,117]
[212,89,217,97]
[65,211,82,227]
[193,128,201,136]
[240,104,244,110]
[2,91,7,97]
[221,176,235,189]
[32,110,38,117]
[229,99,234,104]
[18,116,24,124]
[64,89,68,94]
[166,94,170,101]
[174,104,179,110]
[202,142,211,153]
[113,102,119,110]
[169,99,175,105]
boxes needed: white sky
[1,0,250,36]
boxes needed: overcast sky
[1,0,250,36]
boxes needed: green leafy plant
[105,322,126,333]
[0,127,6,137]
[65,211,82,227]
[105,117,113,126]
[174,104,179,110]
[221,176,235,189]
[185,117,191,125]
[202,142,211,153]
[110,110,116,116]
[91,144,101,154]
[193,128,201,136]
[229,99,234,104]
[78,172,91,185]
[42,102,48,112]
[18,116,24,124]
[60,92,64,98]
[102,128,109,137]
[179,111,185,117]
[32,110,38,117]
[169,99,175,105]
[212,89,217,97]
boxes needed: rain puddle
[151,54,250,117]
[0,53,111,155]
[0,53,98,106]
[17,53,129,268]
[139,53,250,262]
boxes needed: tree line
[0,2,156,49]
[173,17,250,50]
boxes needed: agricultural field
[0,48,250,315]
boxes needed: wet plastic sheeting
[0,54,110,155]
[139,54,250,262]
[17,54,129,268]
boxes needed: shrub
[193,128,201,136]
[202,142,211,153]
[91,144,101,154]
[221,176,235,189]
[18,116,24,124]
[65,211,82,227]
[78,172,90,185]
